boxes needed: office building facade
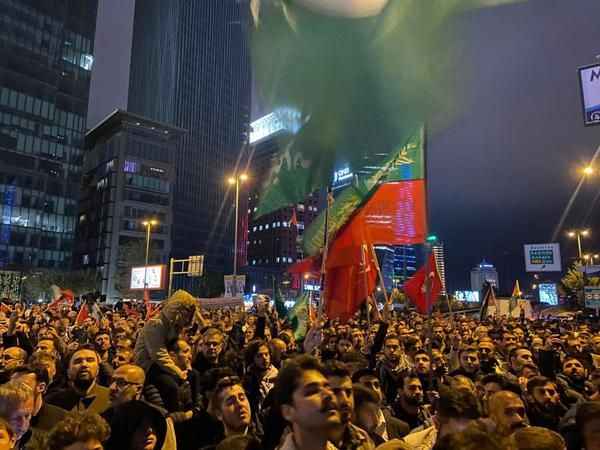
[0,0,98,270]
[75,110,184,300]
[432,243,447,295]
[471,260,499,293]
[88,0,251,272]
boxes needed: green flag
[287,293,309,341]
[302,127,425,257]
[273,286,288,319]
[252,1,524,217]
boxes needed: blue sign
[539,283,558,305]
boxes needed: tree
[560,263,600,306]
[22,269,99,302]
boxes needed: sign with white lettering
[579,63,600,126]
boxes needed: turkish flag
[75,304,89,325]
[403,253,442,314]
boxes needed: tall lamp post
[567,229,590,262]
[142,219,158,293]
[227,173,248,295]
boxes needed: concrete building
[471,260,499,293]
[0,0,98,270]
[74,110,184,300]
[87,0,251,273]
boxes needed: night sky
[427,0,600,293]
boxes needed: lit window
[253,227,257,232]
[259,226,263,231]
[276,257,280,263]
[82,254,90,265]
[272,222,276,227]
[265,224,269,229]
[253,207,258,212]
[282,222,287,227]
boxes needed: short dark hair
[398,370,421,389]
[67,345,100,366]
[509,346,531,361]
[458,346,479,358]
[351,368,378,383]
[576,401,600,433]
[212,376,244,410]
[383,334,401,346]
[323,361,351,379]
[479,373,506,388]
[244,339,269,368]
[413,350,430,359]
[274,355,324,408]
[353,384,379,410]
[563,356,584,367]
[10,363,50,386]
[433,422,504,450]
[437,384,481,420]
[43,412,110,450]
[511,426,565,450]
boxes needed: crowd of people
[0,289,599,449]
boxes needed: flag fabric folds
[303,127,425,257]
[403,253,442,314]
[510,280,521,313]
[273,287,288,320]
[479,283,497,320]
[325,243,378,322]
[75,303,89,325]
[288,293,310,340]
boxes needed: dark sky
[427,0,600,293]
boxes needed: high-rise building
[245,110,318,291]
[432,243,447,295]
[394,245,418,288]
[88,0,251,272]
[74,110,184,300]
[0,0,98,270]
[471,260,499,293]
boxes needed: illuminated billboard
[524,243,561,272]
[579,63,600,126]
[539,283,558,305]
[130,265,166,290]
[454,291,480,303]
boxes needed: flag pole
[361,244,372,329]
[318,186,333,320]
[370,244,390,304]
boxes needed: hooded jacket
[134,290,198,379]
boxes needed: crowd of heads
[0,290,599,449]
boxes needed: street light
[567,229,590,261]
[227,173,248,290]
[142,219,158,292]
[583,166,595,176]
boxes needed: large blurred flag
[479,282,497,320]
[303,127,425,256]
[403,253,443,314]
[288,293,310,340]
[251,0,525,216]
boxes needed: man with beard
[509,347,536,376]
[376,335,411,405]
[275,355,341,450]
[525,376,567,431]
[478,339,501,374]
[449,347,481,381]
[391,371,425,430]
[324,362,374,450]
[243,340,278,420]
[107,364,145,407]
[488,390,528,437]
[93,331,114,387]
[45,346,110,414]
[558,357,588,395]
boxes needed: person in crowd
[38,412,110,450]
[193,328,226,374]
[9,364,66,439]
[376,335,411,405]
[243,339,278,419]
[107,364,145,408]
[104,400,169,450]
[487,390,528,437]
[323,361,374,449]
[112,348,134,368]
[404,385,482,450]
[508,347,535,376]
[211,376,254,445]
[134,290,205,387]
[392,371,426,429]
[352,369,409,441]
[510,426,567,450]
[45,346,110,414]
[449,347,481,381]
[1,347,27,373]
[0,381,34,449]
[525,376,567,431]
[274,355,341,450]
[0,417,16,450]
[478,339,500,375]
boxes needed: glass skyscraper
[89,0,252,272]
[0,0,98,269]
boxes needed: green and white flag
[287,293,309,341]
